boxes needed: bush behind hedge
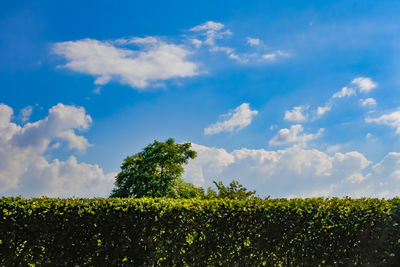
[1,197,400,266]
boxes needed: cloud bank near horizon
[183,143,400,198]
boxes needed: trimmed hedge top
[1,197,400,266]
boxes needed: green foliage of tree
[213,180,256,199]
[168,178,206,199]
[110,138,198,198]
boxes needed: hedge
[1,197,400,266]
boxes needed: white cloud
[326,145,341,154]
[360,98,377,108]
[284,105,309,122]
[269,124,323,146]
[190,38,202,48]
[114,36,158,45]
[204,103,258,135]
[11,103,92,152]
[183,143,372,197]
[262,51,290,61]
[351,77,378,93]
[316,105,332,116]
[53,38,198,89]
[191,21,225,31]
[228,53,249,63]
[302,77,377,120]
[262,53,276,60]
[269,125,277,130]
[19,105,33,123]
[190,21,231,46]
[190,21,289,64]
[247,37,261,46]
[190,21,246,62]
[94,75,111,85]
[366,110,400,134]
[183,143,235,184]
[367,153,400,197]
[185,143,400,198]
[191,22,246,63]
[92,87,101,94]
[0,103,115,197]
[275,50,291,57]
[332,86,356,98]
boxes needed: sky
[2,0,400,198]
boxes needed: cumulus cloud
[11,103,92,152]
[185,143,400,198]
[53,38,198,89]
[269,124,323,146]
[204,103,258,135]
[0,103,115,197]
[284,105,309,122]
[360,98,377,108]
[183,143,373,197]
[351,77,378,93]
[366,110,400,134]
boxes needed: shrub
[1,197,400,266]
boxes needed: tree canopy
[213,180,256,199]
[110,138,257,199]
[110,138,198,198]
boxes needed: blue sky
[2,0,400,197]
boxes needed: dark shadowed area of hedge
[1,197,400,266]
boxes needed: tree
[213,180,256,199]
[110,138,197,198]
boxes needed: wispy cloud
[332,86,356,99]
[190,21,290,64]
[18,105,33,123]
[310,77,377,119]
[331,77,377,100]
[204,103,258,135]
[366,109,400,134]
[262,50,291,61]
[360,98,377,108]
[190,21,231,46]
[316,105,332,117]
[246,37,261,46]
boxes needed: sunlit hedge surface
[1,197,400,266]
